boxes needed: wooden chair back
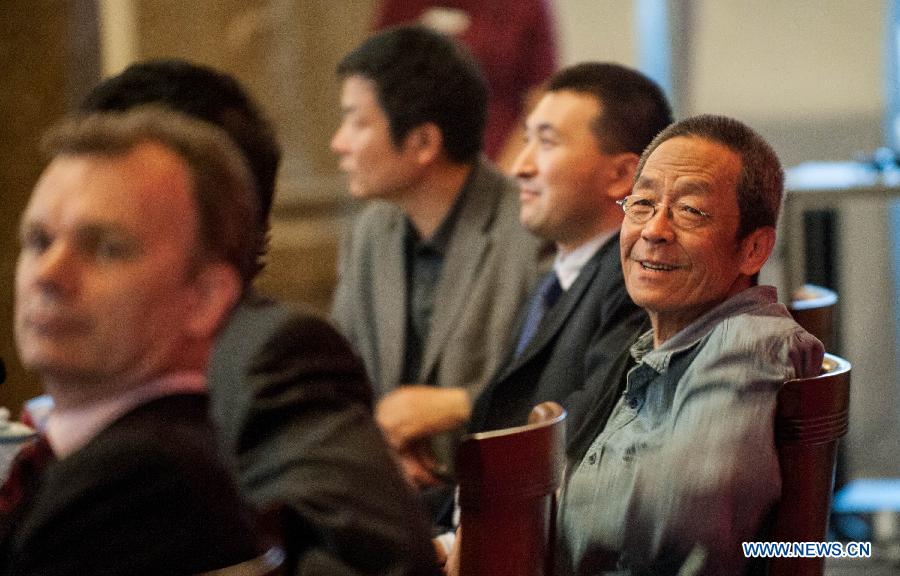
[768,353,851,576]
[455,401,566,576]
[788,284,838,351]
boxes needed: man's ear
[605,152,640,201]
[185,262,241,340]
[738,226,776,276]
[403,123,444,165]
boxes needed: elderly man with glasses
[557,115,824,576]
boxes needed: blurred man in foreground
[5,108,262,575]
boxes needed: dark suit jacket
[208,296,440,576]
[469,234,646,438]
[2,394,259,576]
[563,318,648,464]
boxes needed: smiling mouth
[640,261,683,271]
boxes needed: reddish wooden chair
[788,284,838,352]
[768,353,851,576]
[455,401,566,576]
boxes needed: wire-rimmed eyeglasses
[616,195,712,229]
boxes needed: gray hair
[636,114,784,239]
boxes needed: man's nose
[640,205,676,243]
[330,125,347,154]
[511,140,537,181]
[30,242,79,296]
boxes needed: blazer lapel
[502,235,617,376]
[373,213,407,390]
[419,164,497,383]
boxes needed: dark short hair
[337,25,487,163]
[80,59,279,277]
[636,114,784,238]
[43,107,259,290]
[547,62,673,155]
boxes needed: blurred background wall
[0,0,891,480]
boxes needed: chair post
[769,354,851,576]
[788,284,838,352]
[456,402,566,576]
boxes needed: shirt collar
[553,230,617,291]
[404,165,475,255]
[631,285,779,373]
[45,371,207,458]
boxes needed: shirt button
[587,452,597,465]
[627,397,640,410]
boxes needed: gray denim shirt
[559,285,824,575]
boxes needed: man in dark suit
[81,60,440,575]
[5,108,263,575]
[209,298,441,575]
[469,63,673,435]
[330,26,544,490]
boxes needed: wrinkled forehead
[636,136,741,197]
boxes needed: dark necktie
[514,272,563,358]
[0,435,54,519]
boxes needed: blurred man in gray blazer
[331,26,544,493]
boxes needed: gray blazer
[332,158,544,398]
